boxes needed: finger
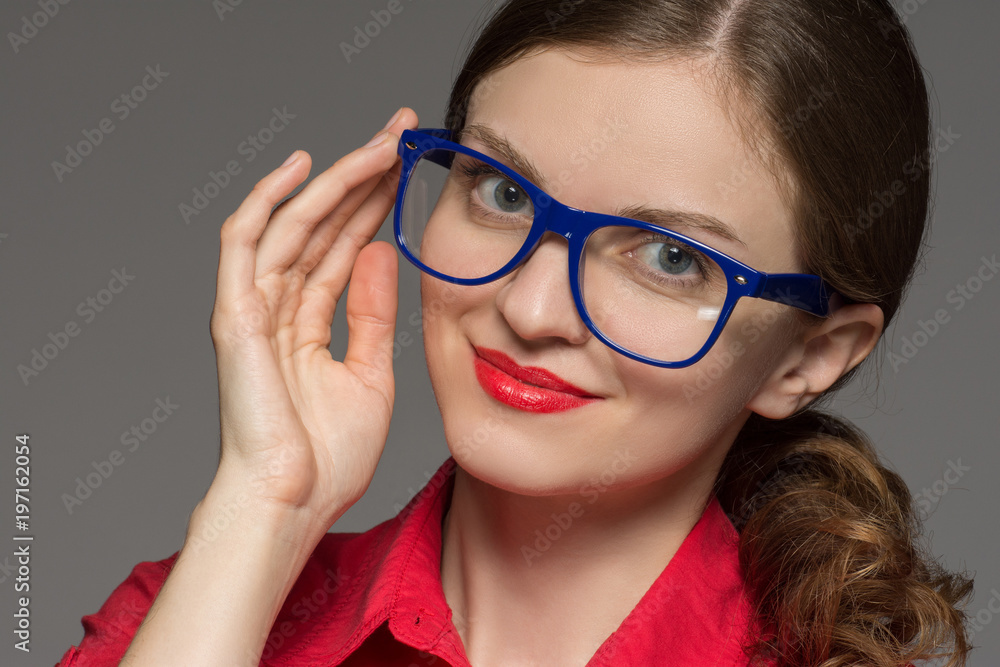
[290,159,394,278]
[300,147,405,293]
[216,151,313,306]
[342,241,398,393]
[289,155,402,349]
[294,109,414,276]
[254,108,417,277]
[253,133,396,278]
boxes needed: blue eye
[477,175,533,216]
[636,242,698,276]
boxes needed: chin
[448,434,582,497]
[437,392,625,498]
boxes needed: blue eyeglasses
[392,128,834,368]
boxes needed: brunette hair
[442,0,974,665]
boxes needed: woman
[57,0,973,665]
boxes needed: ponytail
[716,411,974,666]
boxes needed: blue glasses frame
[393,128,834,368]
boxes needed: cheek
[419,274,463,331]
[419,274,498,393]
[592,311,795,487]
[621,301,797,419]
[420,276,461,386]
[679,301,800,408]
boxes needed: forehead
[463,48,800,272]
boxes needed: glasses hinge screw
[734,275,748,285]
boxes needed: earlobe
[747,303,884,419]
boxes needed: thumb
[343,241,398,391]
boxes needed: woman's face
[420,48,806,497]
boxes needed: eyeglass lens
[399,148,730,363]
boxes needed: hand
[208,108,418,530]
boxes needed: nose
[494,233,592,345]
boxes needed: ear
[746,303,884,419]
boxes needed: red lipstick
[472,346,601,413]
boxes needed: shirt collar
[280,457,757,666]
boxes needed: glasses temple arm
[757,273,834,317]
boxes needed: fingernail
[380,107,402,132]
[281,150,299,167]
[364,131,389,149]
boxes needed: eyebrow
[459,124,550,189]
[615,205,749,251]
[456,123,748,251]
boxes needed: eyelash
[455,160,531,222]
[630,235,713,288]
[457,161,534,222]
[458,160,504,180]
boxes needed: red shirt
[56,457,766,666]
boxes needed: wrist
[186,467,339,564]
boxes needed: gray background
[0,1,996,665]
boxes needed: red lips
[472,346,601,413]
